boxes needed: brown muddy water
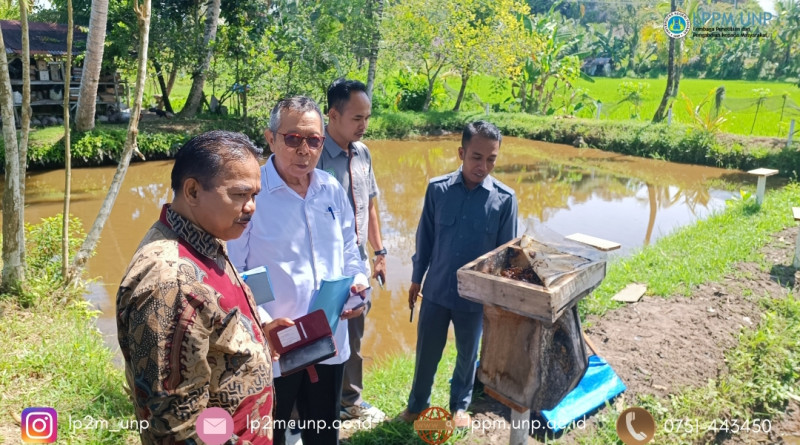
[7,136,763,367]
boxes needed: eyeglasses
[279,133,325,150]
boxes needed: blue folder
[308,276,355,333]
[241,266,275,306]
[541,355,626,432]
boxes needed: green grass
[0,298,139,444]
[346,346,467,444]
[576,293,800,445]
[439,75,800,138]
[582,182,800,317]
[0,216,137,444]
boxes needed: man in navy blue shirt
[399,120,518,428]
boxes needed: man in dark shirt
[400,121,518,428]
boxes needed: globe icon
[414,406,454,445]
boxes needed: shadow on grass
[769,263,798,289]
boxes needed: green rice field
[442,74,800,138]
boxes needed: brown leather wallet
[268,309,337,382]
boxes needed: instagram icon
[21,407,57,443]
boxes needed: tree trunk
[0,23,25,289]
[62,0,74,279]
[153,58,173,113]
[242,89,247,119]
[627,28,639,73]
[285,59,293,95]
[422,60,445,112]
[68,0,152,283]
[166,61,178,95]
[423,78,434,112]
[179,0,221,117]
[18,1,30,215]
[672,39,682,97]
[652,0,677,123]
[453,72,469,112]
[519,78,527,111]
[365,0,384,100]
[75,0,109,132]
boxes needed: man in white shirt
[228,96,369,445]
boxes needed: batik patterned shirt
[117,205,274,444]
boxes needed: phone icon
[626,411,647,441]
[616,407,655,445]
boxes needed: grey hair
[268,96,324,133]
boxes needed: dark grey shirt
[317,128,379,260]
[412,169,518,312]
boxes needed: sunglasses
[279,132,325,150]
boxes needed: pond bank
[2,111,797,176]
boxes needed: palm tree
[180,0,221,117]
[75,0,109,131]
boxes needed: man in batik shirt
[117,131,288,444]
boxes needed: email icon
[196,407,234,444]
[202,417,227,435]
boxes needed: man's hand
[408,282,422,310]
[340,305,366,320]
[372,255,387,285]
[341,283,368,320]
[262,318,294,361]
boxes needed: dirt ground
[413,227,800,444]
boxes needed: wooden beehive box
[457,236,606,325]
[457,238,606,324]
[457,235,610,411]
[479,305,587,411]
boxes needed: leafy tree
[617,4,656,74]
[212,0,272,117]
[448,0,528,111]
[383,0,450,111]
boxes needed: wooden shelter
[1,20,126,125]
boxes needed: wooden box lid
[457,236,606,324]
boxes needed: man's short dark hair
[171,130,262,193]
[327,78,368,114]
[462,120,503,149]
[268,96,324,133]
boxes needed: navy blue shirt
[411,169,518,312]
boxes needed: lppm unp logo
[664,11,691,39]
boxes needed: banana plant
[681,88,730,135]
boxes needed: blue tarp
[541,355,626,432]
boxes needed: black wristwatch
[374,248,388,256]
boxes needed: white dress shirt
[228,155,369,377]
